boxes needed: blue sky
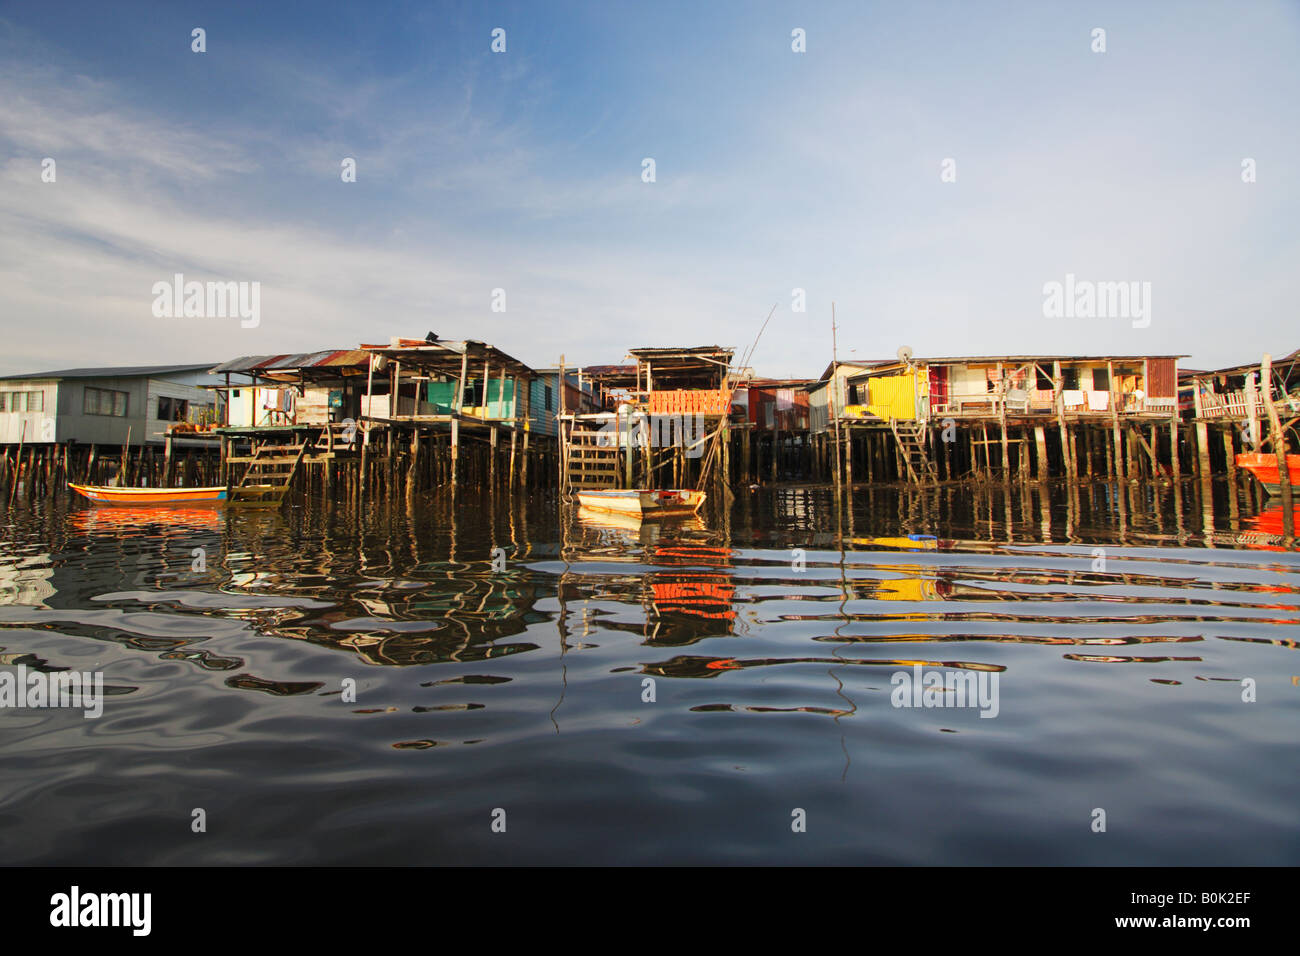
[2,0,1298,377]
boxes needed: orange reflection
[1240,505,1298,551]
[651,576,736,620]
[69,506,224,534]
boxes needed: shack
[819,354,1185,485]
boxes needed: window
[158,396,189,421]
[544,385,553,411]
[1035,369,1053,391]
[3,391,43,412]
[85,386,128,417]
[1093,368,1110,391]
[1063,368,1080,390]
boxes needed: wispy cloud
[1,2,1298,378]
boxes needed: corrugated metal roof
[208,354,285,373]
[628,346,733,356]
[1202,348,1300,376]
[1,363,214,381]
[208,351,370,374]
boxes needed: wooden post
[742,425,752,484]
[1261,354,1294,537]
[844,427,853,488]
[118,426,130,486]
[997,361,1010,477]
[1245,371,1261,451]
[1034,425,1048,480]
[1221,426,1236,484]
[8,421,25,507]
[831,384,843,494]
[1053,361,1073,484]
[557,358,567,492]
[1191,373,1212,482]
[1170,417,1181,483]
[408,427,420,497]
[452,350,468,488]
[1108,361,1124,480]
[721,421,730,490]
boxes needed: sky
[1,0,1297,378]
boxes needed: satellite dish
[897,345,914,364]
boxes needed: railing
[648,389,731,416]
[1199,388,1272,419]
[931,388,1171,416]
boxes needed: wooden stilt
[1261,354,1294,538]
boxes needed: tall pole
[831,302,843,496]
[557,355,566,494]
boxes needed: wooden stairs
[889,420,938,484]
[565,425,622,490]
[228,433,315,506]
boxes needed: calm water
[1,482,1296,865]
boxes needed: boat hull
[575,489,706,516]
[68,483,228,506]
[1234,453,1300,496]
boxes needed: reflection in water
[0,478,1296,865]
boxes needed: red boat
[1235,453,1300,496]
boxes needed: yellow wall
[866,370,924,421]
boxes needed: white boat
[574,489,706,517]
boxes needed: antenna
[831,302,839,373]
[739,302,779,375]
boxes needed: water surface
[1,481,1296,865]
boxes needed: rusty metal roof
[209,350,370,374]
[361,339,535,376]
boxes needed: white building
[0,364,220,446]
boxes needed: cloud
[1,2,1298,379]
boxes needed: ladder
[889,420,938,484]
[229,432,314,505]
[565,426,622,490]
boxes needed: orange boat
[68,483,229,505]
[1235,453,1300,497]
